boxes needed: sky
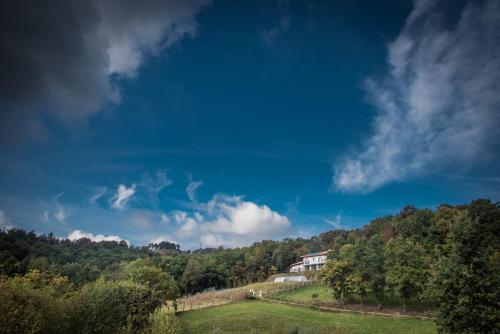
[1,0,499,248]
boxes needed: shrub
[146,307,183,334]
[67,279,163,333]
[0,275,68,333]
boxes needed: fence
[168,281,312,313]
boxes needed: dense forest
[0,199,499,333]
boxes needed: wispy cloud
[261,0,291,47]
[333,0,500,193]
[186,175,203,202]
[89,186,107,205]
[110,184,136,210]
[160,214,170,224]
[140,170,173,206]
[323,211,345,230]
[40,211,50,223]
[38,191,68,224]
[52,192,68,223]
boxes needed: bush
[146,307,183,334]
[0,275,69,333]
[67,279,163,333]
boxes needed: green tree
[384,237,430,310]
[123,259,179,300]
[318,259,355,306]
[435,200,500,334]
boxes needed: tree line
[0,199,498,333]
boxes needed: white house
[289,251,329,272]
[289,261,304,273]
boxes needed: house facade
[289,251,328,272]
[289,261,304,272]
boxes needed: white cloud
[97,0,211,78]
[149,235,178,245]
[186,177,203,202]
[89,186,107,204]
[323,212,345,230]
[261,0,291,47]
[67,230,128,244]
[333,0,500,193]
[110,184,136,210]
[170,194,291,248]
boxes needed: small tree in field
[318,260,354,306]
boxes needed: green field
[270,284,334,304]
[269,284,437,313]
[177,300,437,334]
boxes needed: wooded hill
[1,199,499,333]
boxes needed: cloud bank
[0,0,210,145]
[333,0,500,193]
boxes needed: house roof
[289,261,303,267]
[300,251,329,258]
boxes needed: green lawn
[270,284,437,313]
[177,300,437,334]
[271,284,334,304]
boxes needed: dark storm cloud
[0,0,210,146]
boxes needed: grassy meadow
[177,300,437,334]
[268,283,437,316]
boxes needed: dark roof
[300,251,329,258]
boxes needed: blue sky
[1,0,499,248]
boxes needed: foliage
[0,199,498,334]
[384,237,430,308]
[146,308,183,334]
[434,200,500,334]
[318,260,354,305]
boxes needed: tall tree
[384,237,430,310]
[435,200,500,334]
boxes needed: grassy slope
[178,300,437,334]
[271,284,334,303]
[270,284,437,312]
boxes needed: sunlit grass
[178,300,437,334]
